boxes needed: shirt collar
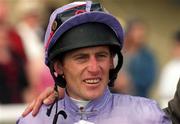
[63,87,112,113]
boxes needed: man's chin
[83,92,103,101]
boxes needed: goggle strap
[85,0,92,12]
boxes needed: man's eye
[76,56,85,60]
[100,54,107,57]
[74,56,88,62]
[97,54,108,59]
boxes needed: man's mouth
[83,78,101,84]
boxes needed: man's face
[57,46,113,100]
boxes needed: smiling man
[17,1,171,124]
[59,46,112,101]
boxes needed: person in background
[0,0,28,104]
[15,0,53,102]
[158,30,180,108]
[0,21,28,104]
[115,18,157,97]
[17,1,171,124]
[0,0,27,63]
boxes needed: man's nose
[87,57,100,75]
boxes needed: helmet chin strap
[49,62,66,88]
[47,63,67,124]
[46,82,67,124]
[109,51,123,87]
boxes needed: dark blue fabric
[127,46,157,97]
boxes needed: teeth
[84,79,100,84]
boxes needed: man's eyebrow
[95,50,110,55]
[97,51,109,54]
[71,52,88,58]
[74,51,109,55]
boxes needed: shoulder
[17,104,50,124]
[112,93,158,107]
[111,94,171,122]
[17,100,65,124]
[163,60,180,72]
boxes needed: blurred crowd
[0,0,179,109]
[0,0,53,104]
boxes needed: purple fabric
[17,88,171,124]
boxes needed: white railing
[0,104,27,124]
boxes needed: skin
[22,46,113,116]
[54,46,113,101]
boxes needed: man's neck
[70,97,90,108]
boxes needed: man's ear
[54,61,63,75]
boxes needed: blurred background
[0,0,180,123]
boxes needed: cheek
[63,63,83,83]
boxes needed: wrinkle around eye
[73,55,89,63]
[96,52,110,60]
